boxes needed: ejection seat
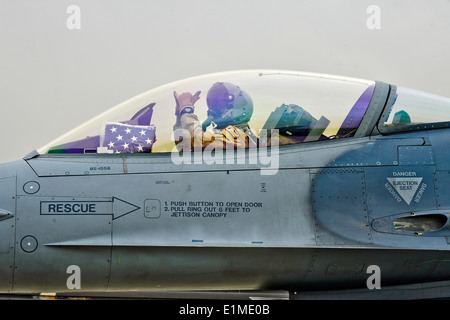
[262,104,330,146]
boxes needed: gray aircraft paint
[0,73,449,299]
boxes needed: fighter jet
[0,70,448,299]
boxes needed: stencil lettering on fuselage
[385,172,424,205]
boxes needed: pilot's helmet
[392,110,411,125]
[206,82,253,129]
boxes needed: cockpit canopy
[36,70,449,155]
[380,86,450,133]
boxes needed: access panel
[0,177,16,292]
[12,165,118,294]
[310,168,372,245]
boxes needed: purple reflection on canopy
[47,103,155,154]
[337,84,375,137]
[122,103,155,126]
[47,136,100,154]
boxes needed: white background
[1,0,449,163]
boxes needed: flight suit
[174,111,257,152]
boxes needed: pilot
[173,82,257,151]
